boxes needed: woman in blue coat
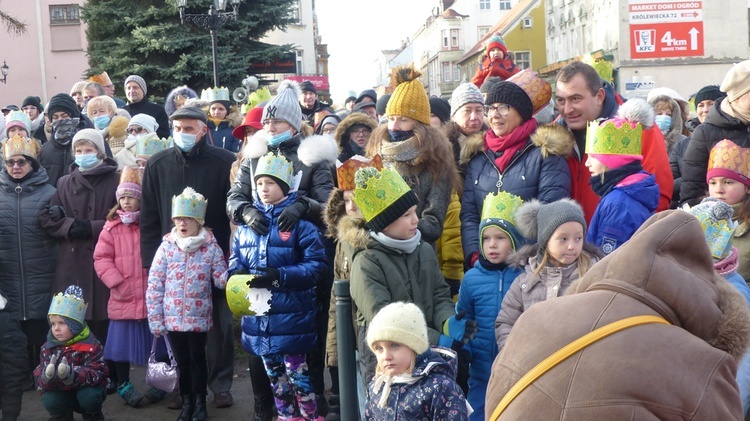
[460,78,572,265]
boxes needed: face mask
[267,129,292,147]
[173,132,198,152]
[655,115,672,134]
[93,115,111,130]
[387,129,414,142]
[52,118,80,144]
[75,153,100,170]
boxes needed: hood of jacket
[99,112,130,141]
[338,212,371,253]
[334,112,378,155]
[325,188,346,239]
[0,166,51,192]
[648,94,684,150]
[411,346,458,379]
[243,130,338,167]
[164,86,198,116]
[566,210,750,360]
[704,97,749,131]
[618,173,659,212]
[460,123,575,165]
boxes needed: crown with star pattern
[586,118,642,156]
[48,285,87,324]
[481,191,523,225]
[172,187,208,222]
[255,152,294,190]
[135,134,172,158]
[200,87,230,102]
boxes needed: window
[480,0,491,10]
[443,62,451,82]
[442,30,449,49]
[49,4,80,25]
[499,0,512,10]
[450,29,460,48]
[453,63,460,81]
[478,26,490,39]
[515,51,531,70]
[295,50,303,74]
[442,62,459,82]
[289,0,301,23]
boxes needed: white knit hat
[367,302,429,354]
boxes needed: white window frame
[499,0,512,10]
[514,51,531,70]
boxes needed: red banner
[285,75,329,91]
[630,22,704,59]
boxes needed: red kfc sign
[629,1,704,59]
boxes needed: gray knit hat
[263,80,304,132]
[72,128,106,158]
[124,75,147,96]
[515,198,587,258]
[451,82,484,117]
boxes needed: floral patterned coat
[146,229,228,334]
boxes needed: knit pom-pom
[393,65,423,87]
[354,167,380,190]
[64,285,84,299]
[277,79,302,98]
[703,197,734,221]
[616,98,655,129]
[514,199,542,239]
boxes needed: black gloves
[242,206,269,236]
[68,219,92,240]
[278,199,309,232]
[248,267,280,288]
[47,205,66,222]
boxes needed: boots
[191,395,207,421]
[176,394,194,421]
[252,394,274,421]
[117,381,144,407]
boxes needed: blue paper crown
[255,152,294,188]
[136,134,172,157]
[48,285,87,323]
[172,187,208,221]
[201,87,230,102]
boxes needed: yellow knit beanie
[385,65,430,125]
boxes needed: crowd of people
[0,47,750,421]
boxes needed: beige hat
[720,60,750,102]
[366,302,429,355]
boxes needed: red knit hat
[486,34,508,56]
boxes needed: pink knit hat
[589,153,642,170]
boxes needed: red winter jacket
[34,331,108,391]
[471,56,520,88]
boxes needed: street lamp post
[176,0,241,87]
[0,61,9,84]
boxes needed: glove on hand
[47,205,67,222]
[68,219,93,240]
[242,206,269,236]
[43,354,58,381]
[278,199,309,232]
[444,311,479,344]
[249,267,280,288]
[58,356,74,385]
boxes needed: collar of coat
[459,123,575,166]
[242,129,338,167]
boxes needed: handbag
[146,335,179,393]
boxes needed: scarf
[589,162,643,197]
[485,118,537,173]
[478,255,508,271]
[117,210,140,225]
[348,139,365,156]
[379,137,420,163]
[370,230,422,254]
[721,98,750,124]
[173,227,208,253]
[372,371,423,408]
[714,246,739,276]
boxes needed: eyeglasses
[322,127,336,135]
[5,159,28,167]
[485,104,512,117]
[350,128,372,136]
[126,127,145,135]
[262,119,288,128]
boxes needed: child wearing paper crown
[35,285,109,421]
[471,34,520,88]
[365,302,469,420]
[706,139,750,282]
[226,152,328,420]
[495,198,603,352]
[201,87,242,153]
[146,187,227,421]
[346,167,475,393]
[93,166,160,408]
[585,99,659,254]
[455,191,524,421]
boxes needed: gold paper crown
[48,285,87,324]
[88,71,112,86]
[172,187,208,221]
[136,134,172,157]
[3,133,39,159]
[255,152,294,188]
[507,69,552,115]
[119,165,142,186]
[586,119,642,156]
[708,139,750,181]
[352,167,412,223]
[200,87,230,102]
[582,54,614,83]
[481,191,523,225]
[337,155,383,191]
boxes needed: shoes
[143,386,167,403]
[213,391,233,408]
[192,394,208,421]
[176,394,195,421]
[105,378,117,395]
[316,395,330,417]
[82,412,105,421]
[117,381,144,408]
[252,394,274,421]
[166,393,183,410]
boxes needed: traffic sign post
[629,1,704,59]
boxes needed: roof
[442,8,468,18]
[458,0,539,64]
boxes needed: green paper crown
[586,119,642,156]
[200,87,230,102]
[48,286,87,324]
[481,191,523,225]
[352,167,412,223]
[136,134,173,157]
[172,187,208,221]
[255,152,294,188]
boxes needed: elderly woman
[334,112,376,162]
[114,113,159,168]
[0,135,57,389]
[87,95,131,157]
[460,76,572,266]
[69,81,87,111]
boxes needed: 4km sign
[629,1,704,59]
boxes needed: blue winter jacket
[229,193,328,356]
[460,126,572,261]
[724,270,750,414]
[456,261,522,421]
[587,173,659,254]
[207,119,242,153]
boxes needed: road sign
[629,1,703,59]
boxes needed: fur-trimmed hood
[324,188,346,238]
[100,111,130,141]
[459,123,575,164]
[444,121,485,166]
[164,85,198,117]
[242,129,338,167]
[647,94,685,150]
[333,112,378,154]
[337,213,370,253]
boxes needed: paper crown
[136,134,173,157]
[48,285,87,324]
[336,155,383,191]
[686,198,737,260]
[3,133,39,159]
[172,187,208,221]
[255,152,294,188]
[707,139,750,185]
[88,71,112,86]
[201,87,230,102]
[586,119,642,156]
[352,167,412,223]
[507,69,552,115]
[582,55,614,83]
[481,191,523,225]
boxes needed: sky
[315,0,436,105]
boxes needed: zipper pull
[496,174,503,188]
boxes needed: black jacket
[140,139,236,266]
[680,97,750,206]
[38,118,112,187]
[124,98,171,139]
[0,311,26,418]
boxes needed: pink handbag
[146,335,179,392]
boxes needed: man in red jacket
[555,61,672,222]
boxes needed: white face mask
[173,132,198,152]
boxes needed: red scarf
[484,119,537,173]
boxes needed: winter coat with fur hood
[647,94,687,154]
[485,211,750,420]
[333,112,377,163]
[459,124,573,262]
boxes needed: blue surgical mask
[267,129,292,147]
[173,132,198,152]
[655,115,672,134]
[93,115,111,130]
[75,153,101,170]
[387,129,414,142]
